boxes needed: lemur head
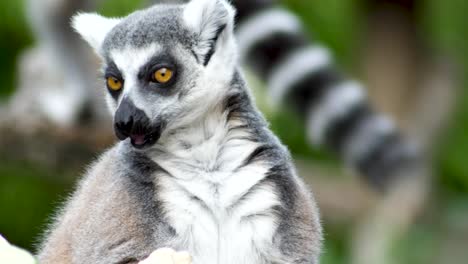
[72,0,237,149]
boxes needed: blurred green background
[0,0,468,263]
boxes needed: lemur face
[72,0,237,149]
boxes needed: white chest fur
[152,113,281,264]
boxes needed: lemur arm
[267,177,322,264]
[231,0,419,191]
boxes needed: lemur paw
[139,248,192,264]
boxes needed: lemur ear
[183,0,236,66]
[72,13,121,55]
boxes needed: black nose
[114,98,150,141]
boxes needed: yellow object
[107,76,123,91]
[153,68,173,84]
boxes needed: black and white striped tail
[231,0,420,191]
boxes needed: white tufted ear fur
[71,13,121,55]
[183,0,236,65]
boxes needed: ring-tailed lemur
[38,0,322,263]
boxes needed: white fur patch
[151,110,280,264]
[236,9,302,61]
[267,46,332,106]
[306,81,366,145]
[72,13,121,54]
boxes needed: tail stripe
[236,9,302,60]
[306,81,366,145]
[323,103,373,153]
[356,133,416,189]
[246,31,308,79]
[284,66,343,115]
[233,0,278,24]
[268,46,332,105]
[341,114,395,165]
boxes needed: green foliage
[99,0,145,17]
[0,0,32,97]
[283,0,363,68]
[320,223,350,264]
[423,0,468,192]
[422,0,468,59]
[392,224,439,264]
[0,162,73,250]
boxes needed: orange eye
[107,76,123,91]
[153,68,173,84]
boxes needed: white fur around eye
[72,12,122,55]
